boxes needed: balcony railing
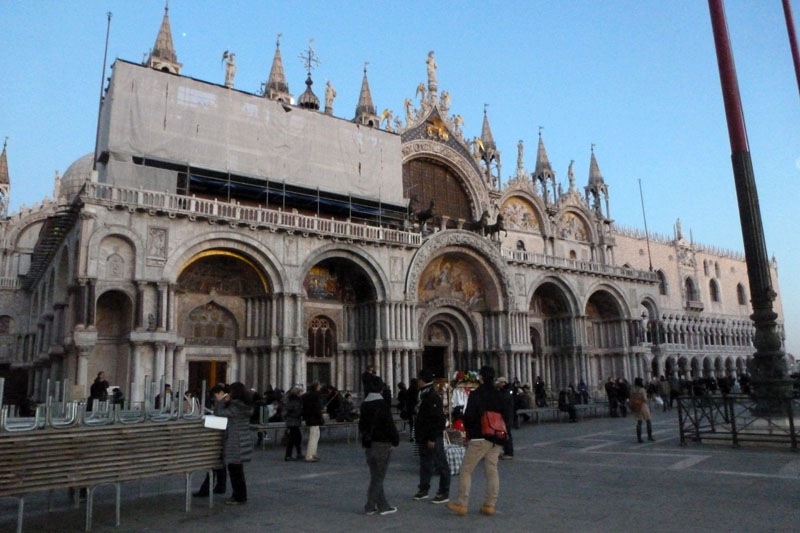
[501,248,659,283]
[82,183,422,247]
[0,277,21,290]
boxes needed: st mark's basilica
[0,7,787,403]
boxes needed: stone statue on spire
[568,160,575,190]
[223,51,236,88]
[426,51,438,96]
[324,80,337,115]
[516,140,526,178]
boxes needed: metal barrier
[677,393,798,451]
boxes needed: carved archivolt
[402,139,490,220]
[406,230,514,310]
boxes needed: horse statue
[465,210,490,235]
[485,213,506,240]
[415,199,436,226]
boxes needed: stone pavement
[2,410,799,532]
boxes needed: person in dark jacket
[412,368,450,503]
[283,387,303,460]
[302,382,324,462]
[496,377,515,459]
[215,382,254,504]
[617,378,630,418]
[396,382,409,420]
[88,371,109,412]
[359,374,400,515]
[605,377,618,417]
[534,376,547,407]
[446,366,504,517]
[405,378,419,443]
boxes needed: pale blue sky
[1,1,799,356]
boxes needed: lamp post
[707,0,790,402]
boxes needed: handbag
[480,410,509,442]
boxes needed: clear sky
[2,1,799,357]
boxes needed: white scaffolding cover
[99,61,404,204]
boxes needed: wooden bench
[0,419,223,532]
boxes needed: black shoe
[192,491,209,498]
[648,437,655,442]
[431,494,449,504]
[284,456,295,461]
[225,497,245,505]
[413,490,429,500]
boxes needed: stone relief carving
[147,227,167,258]
[501,197,539,232]
[106,253,125,279]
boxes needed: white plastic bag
[203,414,228,430]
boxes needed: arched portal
[177,250,269,391]
[93,290,133,388]
[585,289,626,387]
[530,281,575,390]
[420,308,475,381]
[303,256,377,392]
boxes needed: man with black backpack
[413,368,450,504]
[446,365,505,517]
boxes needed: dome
[60,153,95,200]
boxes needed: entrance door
[422,346,446,379]
[307,362,331,387]
[188,361,228,392]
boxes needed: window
[703,260,709,277]
[737,283,747,305]
[709,279,720,302]
[715,262,721,278]
[516,240,526,251]
[657,270,668,296]
[307,316,336,358]
[569,250,577,260]
[685,277,698,301]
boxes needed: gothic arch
[297,245,389,301]
[163,231,286,293]
[401,139,490,221]
[406,230,514,310]
[86,225,145,279]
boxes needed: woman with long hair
[630,377,654,443]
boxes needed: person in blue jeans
[359,374,400,515]
[413,368,450,503]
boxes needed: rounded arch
[554,207,599,244]
[86,225,145,279]
[95,289,134,338]
[583,282,634,319]
[182,301,239,343]
[401,139,490,221]
[407,230,515,310]
[298,244,389,301]
[529,276,580,317]
[498,191,547,235]
[163,231,287,293]
[736,283,747,305]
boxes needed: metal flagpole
[93,12,112,172]
[707,0,790,401]
[637,179,653,272]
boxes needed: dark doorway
[307,362,331,387]
[0,366,29,405]
[422,346,446,379]
[188,361,228,393]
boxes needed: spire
[146,3,182,74]
[354,63,379,127]
[0,137,9,218]
[588,144,604,186]
[584,144,610,218]
[265,34,292,103]
[297,74,320,110]
[0,138,8,186]
[480,105,496,151]
[296,39,321,111]
[534,129,553,176]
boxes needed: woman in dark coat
[215,382,254,504]
[88,371,108,411]
[283,386,303,460]
[359,374,400,515]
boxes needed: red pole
[708,0,749,152]
[784,0,800,102]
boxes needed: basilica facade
[0,9,786,403]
